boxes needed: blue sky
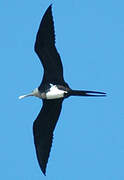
[0,0,124,179]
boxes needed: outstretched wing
[34,5,66,87]
[33,99,63,175]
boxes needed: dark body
[34,5,68,175]
[29,5,106,175]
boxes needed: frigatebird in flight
[19,5,106,175]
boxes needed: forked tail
[68,90,106,97]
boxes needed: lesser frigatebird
[19,5,106,175]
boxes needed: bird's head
[19,88,40,99]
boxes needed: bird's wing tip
[42,168,46,176]
[48,3,53,9]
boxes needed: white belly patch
[46,85,67,99]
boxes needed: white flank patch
[46,85,67,99]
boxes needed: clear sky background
[0,0,124,179]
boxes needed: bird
[19,4,106,175]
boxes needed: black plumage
[34,5,69,89]
[20,4,106,176]
[33,5,67,175]
[33,99,63,175]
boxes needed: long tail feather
[68,90,106,97]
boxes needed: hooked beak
[18,93,33,99]
[83,91,106,97]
